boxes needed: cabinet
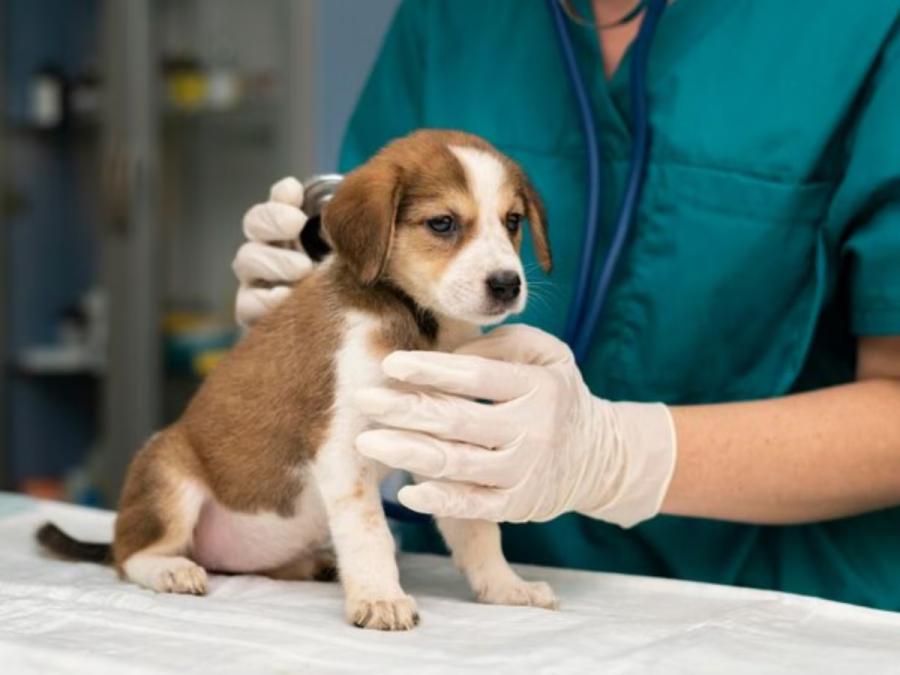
[1,0,316,502]
[97,0,316,502]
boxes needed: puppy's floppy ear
[322,162,401,284]
[520,177,552,273]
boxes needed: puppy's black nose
[486,271,521,302]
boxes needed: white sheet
[0,494,898,674]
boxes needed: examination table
[1,493,898,673]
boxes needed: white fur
[435,518,557,609]
[443,145,527,324]
[124,555,208,594]
[436,316,481,351]
[191,482,329,573]
[450,145,506,217]
[311,310,417,628]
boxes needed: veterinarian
[232,0,900,611]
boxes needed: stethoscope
[548,0,667,364]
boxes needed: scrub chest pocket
[578,165,835,405]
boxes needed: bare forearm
[662,379,900,524]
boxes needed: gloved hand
[233,177,316,326]
[355,325,677,527]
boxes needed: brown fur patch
[113,430,186,572]
[322,167,401,285]
[323,131,475,288]
[179,270,341,518]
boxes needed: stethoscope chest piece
[298,173,344,262]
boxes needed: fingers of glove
[355,387,516,448]
[381,350,536,402]
[398,481,512,521]
[243,201,309,243]
[269,176,304,206]
[455,324,573,367]
[355,429,520,488]
[235,284,292,327]
[232,241,313,284]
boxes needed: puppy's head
[323,130,551,325]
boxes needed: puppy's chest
[326,312,478,441]
[334,311,477,390]
[333,311,397,403]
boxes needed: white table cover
[0,494,897,674]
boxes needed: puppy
[37,129,557,630]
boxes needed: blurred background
[0,0,398,506]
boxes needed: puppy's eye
[505,212,523,233]
[426,215,457,236]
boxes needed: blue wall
[315,0,399,170]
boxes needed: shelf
[5,116,101,136]
[11,367,101,379]
[14,345,105,377]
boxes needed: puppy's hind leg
[263,547,338,582]
[117,488,208,595]
[436,517,558,610]
[113,433,209,595]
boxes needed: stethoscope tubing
[549,0,667,364]
[550,0,605,349]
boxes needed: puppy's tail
[36,522,112,564]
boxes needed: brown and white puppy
[37,129,556,630]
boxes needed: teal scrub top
[337,0,900,610]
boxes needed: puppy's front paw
[477,579,558,610]
[346,594,420,631]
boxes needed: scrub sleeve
[831,24,900,336]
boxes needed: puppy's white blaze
[449,145,507,219]
[442,145,527,323]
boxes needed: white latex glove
[233,177,316,326]
[355,325,677,528]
